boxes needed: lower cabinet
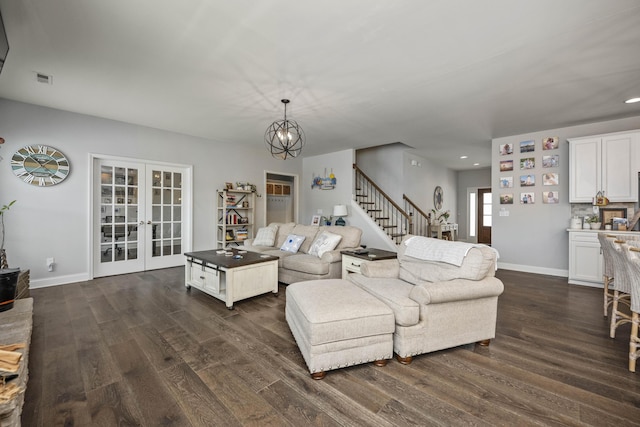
[568,231,603,287]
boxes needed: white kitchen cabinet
[569,131,639,203]
[568,231,603,287]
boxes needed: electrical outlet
[317,209,323,214]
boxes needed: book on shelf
[236,228,248,241]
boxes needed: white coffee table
[184,250,278,309]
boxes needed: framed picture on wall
[520,140,535,153]
[599,208,626,227]
[500,177,513,188]
[520,192,535,204]
[543,191,559,204]
[520,175,535,186]
[542,155,559,168]
[500,194,513,204]
[500,160,514,171]
[543,137,559,150]
[500,143,513,156]
[520,157,535,169]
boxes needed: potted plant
[0,200,16,269]
[586,215,601,230]
[431,209,451,224]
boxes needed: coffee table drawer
[189,264,221,293]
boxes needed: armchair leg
[396,354,413,365]
[477,339,491,346]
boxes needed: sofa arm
[320,249,344,263]
[360,259,400,278]
[243,238,255,246]
[409,276,504,305]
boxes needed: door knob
[147,220,152,225]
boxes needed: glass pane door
[145,167,185,270]
[93,158,190,278]
[94,160,145,277]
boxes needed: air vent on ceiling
[35,72,52,85]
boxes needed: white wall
[301,149,355,224]
[0,99,301,286]
[492,115,640,276]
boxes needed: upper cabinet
[569,131,639,203]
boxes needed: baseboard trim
[497,262,568,278]
[30,273,90,289]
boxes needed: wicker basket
[16,270,30,299]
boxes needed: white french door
[92,157,191,278]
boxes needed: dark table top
[184,250,278,269]
[340,248,397,261]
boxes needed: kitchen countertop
[566,228,640,234]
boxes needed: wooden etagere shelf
[217,189,255,248]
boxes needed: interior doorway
[477,187,492,245]
[265,172,298,225]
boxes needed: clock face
[11,145,70,186]
[434,186,443,210]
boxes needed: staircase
[353,164,412,244]
[403,194,431,238]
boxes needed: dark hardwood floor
[21,267,640,426]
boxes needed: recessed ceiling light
[473,163,480,166]
[625,97,640,104]
[460,155,468,159]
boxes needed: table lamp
[332,205,348,226]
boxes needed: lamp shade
[333,205,348,217]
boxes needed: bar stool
[608,238,632,338]
[597,233,616,317]
[622,240,640,372]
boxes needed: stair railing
[353,164,412,244]
[403,194,430,237]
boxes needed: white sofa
[347,235,504,364]
[243,222,362,284]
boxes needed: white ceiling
[1,0,640,170]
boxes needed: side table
[341,248,397,279]
[0,298,33,427]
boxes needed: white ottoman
[286,279,395,379]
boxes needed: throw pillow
[280,234,306,253]
[253,225,278,246]
[308,231,343,258]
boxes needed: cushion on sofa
[281,234,306,253]
[348,274,420,327]
[308,231,342,258]
[282,254,331,275]
[320,225,362,249]
[273,222,296,248]
[291,224,322,254]
[253,225,279,246]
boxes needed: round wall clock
[11,145,70,186]
[433,186,443,210]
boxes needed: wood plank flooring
[21,267,640,426]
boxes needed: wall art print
[543,191,559,204]
[520,174,535,186]
[500,143,513,156]
[500,194,514,204]
[543,137,559,150]
[311,168,336,190]
[520,192,535,204]
[500,160,513,171]
[542,155,559,168]
[520,140,535,153]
